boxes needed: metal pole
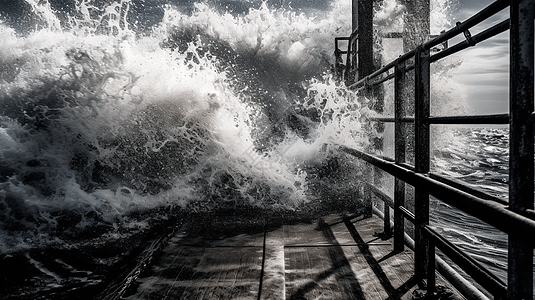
[394,60,407,252]
[424,226,507,298]
[352,0,358,33]
[364,169,373,219]
[373,205,501,300]
[427,238,436,297]
[414,47,431,282]
[401,0,429,120]
[339,145,535,239]
[357,0,374,81]
[383,197,391,236]
[508,0,534,299]
[401,0,430,52]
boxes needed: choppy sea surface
[431,128,511,286]
[1,0,532,299]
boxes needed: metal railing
[335,0,534,299]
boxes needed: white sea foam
[0,0,372,252]
[2,0,521,296]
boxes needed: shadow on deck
[110,212,463,300]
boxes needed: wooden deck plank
[343,245,389,299]
[261,230,285,300]
[125,213,466,300]
[282,217,369,300]
[126,231,264,300]
[282,221,330,246]
[285,246,357,299]
[346,214,465,300]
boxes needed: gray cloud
[449,0,510,114]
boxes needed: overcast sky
[448,0,510,115]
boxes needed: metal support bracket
[456,22,476,46]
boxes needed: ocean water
[0,0,528,299]
[431,127,510,286]
[0,0,370,297]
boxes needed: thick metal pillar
[413,47,431,283]
[401,1,430,52]
[401,0,430,121]
[400,0,431,284]
[394,60,407,252]
[353,0,378,220]
[508,0,534,299]
[356,0,374,81]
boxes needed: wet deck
[123,214,464,300]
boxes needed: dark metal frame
[335,0,534,299]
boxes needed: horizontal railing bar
[370,117,393,122]
[398,162,415,172]
[428,114,510,124]
[522,209,535,221]
[428,173,509,206]
[389,162,517,213]
[430,19,510,63]
[350,52,417,89]
[357,17,505,88]
[354,155,509,209]
[369,117,414,122]
[367,181,417,223]
[370,114,509,124]
[284,243,376,247]
[370,72,395,86]
[521,208,535,226]
[435,258,491,300]
[378,154,395,163]
[365,63,416,89]
[349,54,410,89]
[370,117,394,122]
[373,208,491,300]
[369,184,394,207]
[348,0,510,91]
[349,60,399,90]
[339,146,535,244]
[424,226,507,298]
[335,37,350,41]
[399,206,415,223]
[423,0,510,51]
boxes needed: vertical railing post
[394,59,406,252]
[346,35,354,84]
[364,164,373,219]
[427,235,436,298]
[383,195,391,236]
[334,39,342,80]
[353,0,375,221]
[348,0,374,85]
[413,46,431,283]
[508,1,534,299]
[356,0,374,82]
